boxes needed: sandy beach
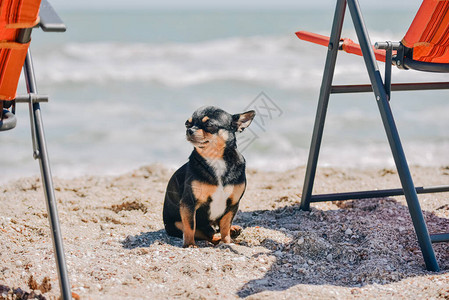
[0,164,448,299]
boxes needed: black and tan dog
[163,106,255,247]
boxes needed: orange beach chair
[0,0,71,297]
[297,0,449,271]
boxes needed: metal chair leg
[33,102,72,299]
[300,0,347,211]
[347,0,439,272]
[24,50,72,299]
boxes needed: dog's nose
[187,128,194,135]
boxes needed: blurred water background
[1,0,448,181]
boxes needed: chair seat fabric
[402,0,449,63]
[0,0,40,100]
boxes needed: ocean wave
[35,33,448,90]
[33,33,444,90]
[33,36,310,87]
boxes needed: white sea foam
[33,32,449,91]
[32,37,334,86]
[33,36,312,88]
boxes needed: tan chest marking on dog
[209,184,233,220]
[192,180,245,220]
[229,182,246,205]
[191,180,217,208]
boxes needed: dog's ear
[232,110,256,132]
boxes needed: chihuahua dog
[163,106,255,247]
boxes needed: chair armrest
[39,0,66,32]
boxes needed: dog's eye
[206,125,218,132]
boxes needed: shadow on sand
[121,197,449,298]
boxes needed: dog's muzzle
[186,128,209,146]
[187,128,195,136]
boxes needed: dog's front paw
[183,243,198,248]
[230,225,242,239]
[209,234,221,245]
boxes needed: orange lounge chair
[297,0,449,272]
[0,0,71,297]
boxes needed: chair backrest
[402,0,449,63]
[0,0,41,101]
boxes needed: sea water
[1,6,448,181]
